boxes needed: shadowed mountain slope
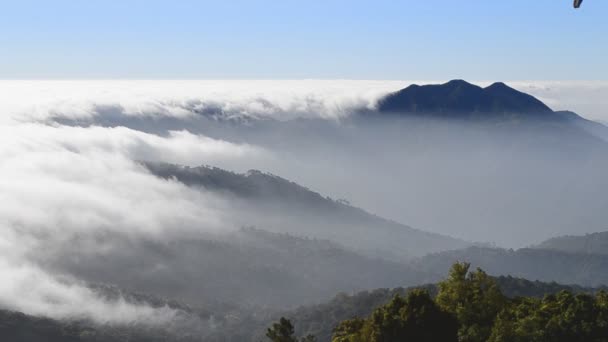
[554,110,608,141]
[39,228,432,309]
[144,162,472,260]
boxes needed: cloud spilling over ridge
[0,128,227,238]
[0,123,270,168]
[0,80,606,124]
[0,79,607,323]
[0,80,406,123]
[0,119,269,324]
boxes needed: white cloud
[0,119,268,324]
[0,80,407,123]
[0,79,605,323]
[0,260,181,325]
[1,80,605,123]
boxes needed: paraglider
[574,0,583,8]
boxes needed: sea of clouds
[1,80,606,123]
[0,79,606,325]
[0,82,281,325]
[0,124,249,325]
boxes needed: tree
[329,263,608,342]
[436,262,507,342]
[489,291,608,342]
[332,289,457,342]
[333,318,367,342]
[266,317,297,342]
[266,317,317,342]
[299,335,317,342]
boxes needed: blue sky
[0,0,606,80]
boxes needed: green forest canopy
[269,263,608,342]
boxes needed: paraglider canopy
[574,0,583,8]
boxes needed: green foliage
[333,318,367,342]
[332,289,457,342]
[4,262,607,342]
[489,291,608,342]
[331,263,608,342]
[266,317,298,342]
[266,317,317,342]
[436,262,507,342]
[279,274,599,342]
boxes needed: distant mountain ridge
[534,231,608,255]
[45,227,430,309]
[554,110,608,141]
[377,80,555,119]
[414,245,608,287]
[144,162,472,260]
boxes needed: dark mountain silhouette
[376,80,554,119]
[374,80,608,154]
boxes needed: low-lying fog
[0,80,607,325]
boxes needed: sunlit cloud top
[0,80,606,122]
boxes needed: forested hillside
[264,264,608,342]
[263,273,605,341]
[2,267,605,342]
[39,228,430,309]
[326,263,608,342]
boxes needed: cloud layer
[0,260,181,325]
[1,80,606,123]
[0,113,268,324]
[0,80,405,123]
[0,80,606,324]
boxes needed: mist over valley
[2,79,608,341]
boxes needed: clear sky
[1,0,606,80]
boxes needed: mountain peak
[377,80,553,119]
[445,79,477,87]
[485,81,509,89]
